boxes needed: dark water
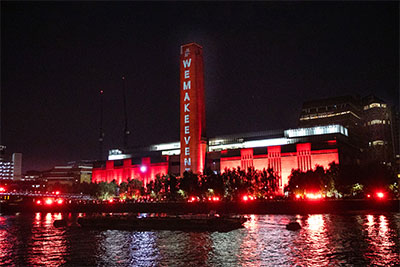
[0,212,399,266]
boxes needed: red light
[188,196,197,203]
[45,199,53,205]
[0,187,5,192]
[57,199,63,204]
[208,197,212,201]
[376,192,384,199]
[367,194,371,198]
[249,196,254,200]
[306,193,322,200]
[296,194,301,199]
[212,196,220,201]
[55,191,60,195]
[36,200,41,205]
[108,199,114,203]
[242,195,248,201]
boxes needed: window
[370,119,383,125]
[372,140,384,146]
[365,103,386,110]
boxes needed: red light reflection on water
[0,216,14,265]
[307,214,324,231]
[27,213,67,266]
[289,215,339,266]
[244,215,258,231]
[364,214,399,266]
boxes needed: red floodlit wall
[296,143,312,171]
[241,148,254,170]
[281,153,298,190]
[92,158,168,186]
[268,146,282,186]
[220,145,339,194]
[253,155,268,171]
[310,149,339,169]
[220,157,241,171]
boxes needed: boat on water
[77,214,247,232]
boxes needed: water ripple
[0,212,399,266]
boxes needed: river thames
[0,212,399,266]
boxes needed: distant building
[42,161,93,187]
[362,95,396,165]
[0,147,22,181]
[12,153,22,180]
[299,95,398,167]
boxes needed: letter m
[183,81,191,90]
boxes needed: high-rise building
[362,95,396,165]
[12,153,22,180]
[299,94,398,166]
[0,147,22,180]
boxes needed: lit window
[370,120,383,125]
[372,140,384,146]
[370,103,381,108]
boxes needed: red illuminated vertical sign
[180,43,207,175]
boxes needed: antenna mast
[122,76,130,148]
[98,90,104,159]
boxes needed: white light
[209,138,290,151]
[161,149,181,155]
[150,142,180,151]
[284,125,348,138]
[140,166,147,173]
[108,154,131,160]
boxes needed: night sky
[2,2,399,172]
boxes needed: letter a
[184,92,190,101]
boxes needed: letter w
[183,59,191,68]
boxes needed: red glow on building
[220,144,339,194]
[0,187,5,192]
[92,157,168,186]
[180,43,206,175]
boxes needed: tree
[179,171,200,197]
[127,178,143,199]
[97,181,118,200]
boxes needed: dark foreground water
[0,213,399,266]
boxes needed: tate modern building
[92,43,355,193]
